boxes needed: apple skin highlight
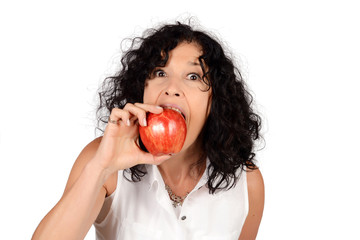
[139,108,187,156]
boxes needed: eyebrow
[188,61,201,66]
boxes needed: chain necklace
[165,184,189,208]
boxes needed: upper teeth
[164,106,185,119]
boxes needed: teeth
[164,106,185,119]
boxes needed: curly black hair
[97,21,263,194]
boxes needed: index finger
[134,103,163,114]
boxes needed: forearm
[32,161,108,240]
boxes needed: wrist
[85,159,113,186]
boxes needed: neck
[157,140,206,188]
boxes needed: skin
[32,42,264,240]
[239,168,265,240]
[143,42,213,196]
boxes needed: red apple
[139,108,187,156]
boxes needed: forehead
[160,42,208,74]
[168,42,202,61]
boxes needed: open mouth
[163,106,186,120]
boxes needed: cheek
[188,97,211,136]
[143,90,149,103]
[143,85,154,104]
[196,91,212,119]
[143,81,162,104]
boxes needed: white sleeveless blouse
[94,160,248,240]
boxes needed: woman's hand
[92,103,171,175]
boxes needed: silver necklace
[165,184,189,208]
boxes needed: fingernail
[127,119,131,126]
[143,118,147,126]
[156,106,163,109]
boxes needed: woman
[33,21,264,240]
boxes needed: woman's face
[143,42,212,153]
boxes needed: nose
[163,78,183,97]
[165,91,181,97]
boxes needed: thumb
[139,152,172,166]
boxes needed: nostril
[165,91,180,97]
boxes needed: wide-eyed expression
[143,42,212,153]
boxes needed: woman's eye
[187,73,201,81]
[154,70,166,78]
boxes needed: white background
[1,0,359,239]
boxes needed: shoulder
[238,167,264,240]
[79,137,102,159]
[246,168,265,196]
[70,137,103,173]
[245,167,264,220]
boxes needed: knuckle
[124,103,134,109]
[124,111,131,118]
[134,102,143,107]
[120,110,130,119]
[111,108,129,119]
[111,107,122,113]
[110,107,118,113]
